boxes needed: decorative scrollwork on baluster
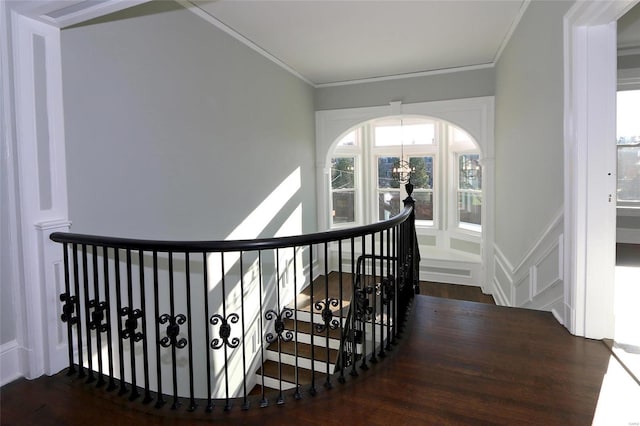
[210,313,240,349]
[398,263,408,290]
[382,275,395,306]
[119,307,144,342]
[60,293,79,324]
[354,286,374,322]
[88,300,108,333]
[158,314,187,348]
[264,308,294,343]
[313,298,341,333]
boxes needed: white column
[11,11,70,377]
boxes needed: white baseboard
[1,340,24,386]
[491,276,510,306]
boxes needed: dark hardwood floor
[418,281,496,305]
[1,286,611,425]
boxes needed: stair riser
[266,351,335,373]
[294,310,349,325]
[294,332,341,349]
[255,375,298,391]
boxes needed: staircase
[253,271,396,398]
[255,274,351,395]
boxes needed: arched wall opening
[315,98,495,291]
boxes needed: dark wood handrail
[50,205,413,252]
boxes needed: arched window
[329,116,482,235]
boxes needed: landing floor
[1,292,615,425]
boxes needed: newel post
[403,182,420,295]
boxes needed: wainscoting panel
[492,212,564,318]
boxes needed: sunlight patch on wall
[206,167,301,291]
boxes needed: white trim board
[563,0,638,339]
[0,341,24,387]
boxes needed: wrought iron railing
[49,188,419,413]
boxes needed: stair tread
[267,340,339,363]
[283,318,343,340]
[291,272,355,312]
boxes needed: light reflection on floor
[593,245,640,424]
[592,355,640,425]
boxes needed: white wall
[493,0,574,314]
[61,1,316,241]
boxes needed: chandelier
[391,118,415,184]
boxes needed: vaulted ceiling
[9,0,640,87]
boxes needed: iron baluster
[124,249,140,401]
[292,247,301,400]
[338,240,345,384]
[89,245,105,387]
[60,243,76,376]
[378,231,386,359]
[138,250,152,404]
[203,252,213,412]
[81,244,96,383]
[102,247,116,391]
[370,234,377,365]
[308,244,316,396]
[322,243,332,389]
[113,249,126,395]
[185,252,196,412]
[71,244,85,378]
[167,251,180,410]
[152,251,166,409]
[239,252,249,410]
[264,303,294,405]
[258,251,268,408]
[349,237,358,378]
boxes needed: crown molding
[180,0,315,87]
[493,0,532,64]
[314,63,495,89]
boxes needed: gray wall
[315,67,495,111]
[618,54,640,69]
[61,1,316,240]
[494,0,573,264]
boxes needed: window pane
[409,156,433,189]
[374,123,435,146]
[617,145,640,202]
[378,156,400,189]
[459,154,482,190]
[617,90,640,202]
[458,192,482,226]
[338,131,357,146]
[378,191,400,220]
[332,191,355,224]
[413,192,433,221]
[331,157,354,190]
